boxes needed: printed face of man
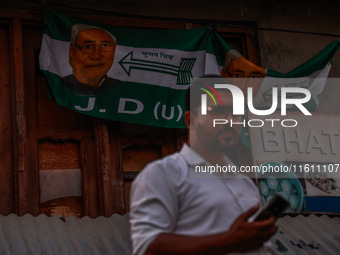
[223,57,265,97]
[69,29,116,87]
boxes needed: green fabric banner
[39,6,233,128]
[39,6,339,128]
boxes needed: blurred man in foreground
[130,77,278,255]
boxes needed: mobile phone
[255,194,290,221]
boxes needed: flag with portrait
[40,6,340,128]
[39,5,231,128]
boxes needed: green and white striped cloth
[39,6,339,128]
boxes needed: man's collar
[180,143,207,166]
[180,143,237,169]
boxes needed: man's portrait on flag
[220,49,265,98]
[62,23,121,95]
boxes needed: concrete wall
[252,1,340,113]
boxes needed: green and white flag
[40,6,339,128]
[254,39,340,111]
[39,6,231,128]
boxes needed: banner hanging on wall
[39,6,340,128]
[39,6,232,128]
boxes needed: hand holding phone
[255,194,290,221]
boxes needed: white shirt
[130,144,274,255]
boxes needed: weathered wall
[253,1,340,113]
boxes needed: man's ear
[184,111,190,129]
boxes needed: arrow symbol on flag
[119,51,196,85]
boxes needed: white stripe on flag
[39,34,72,77]
[40,34,223,90]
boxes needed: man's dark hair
[185,75,231,112]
